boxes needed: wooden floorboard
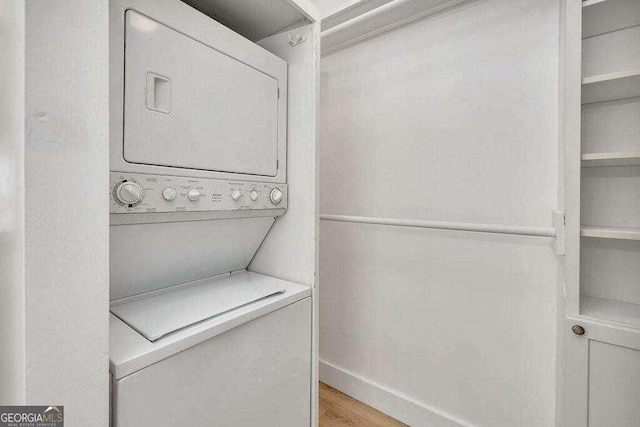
[319,382,407,426]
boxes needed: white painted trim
[563,0,583,325]
[556,1,568,424]
[320,0,476,56]
[320,214,556,238]
[319,359,474,427]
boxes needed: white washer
[110,272,311,427]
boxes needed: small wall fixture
[288,32,308,47]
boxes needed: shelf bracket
[553,209,565,256]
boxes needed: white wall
[319,0,560,426]
[251,23,320,289]
[0,0,25,405]
[1,1,110,424]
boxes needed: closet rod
[322,0,410,37]
[320,214,556,238]
[321,0,468,38]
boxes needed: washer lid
[110,272,285,342]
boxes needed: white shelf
[582,151,640,167]
[180,0,318,42]
[582,68,640,104]
[581,225,640,240]
[581,295,640,327]
[583,0,640,39]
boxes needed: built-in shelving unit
[581,225,640,240]
[580,0,640,329]
[563,2,640,424]
[581,151,640,167]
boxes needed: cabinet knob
[572,325,585,336]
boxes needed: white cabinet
[563,0,640,425]
[565,318,640,427]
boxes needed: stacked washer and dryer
[108,0,315,425]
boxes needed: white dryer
[108,0,312,425]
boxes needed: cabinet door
[565,317,640,427]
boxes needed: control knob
[162,187,176,201]
[250,190,258,201]
[115,181,144,206]
[187,189,201,201]
[231,190,242,201]
[270,188,283,205]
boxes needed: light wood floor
[319,382,407,426]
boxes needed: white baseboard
[319,359,474,427]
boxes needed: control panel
[110,172,287,214]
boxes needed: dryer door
[123,11,281,177]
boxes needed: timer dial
[114,181,144,206]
